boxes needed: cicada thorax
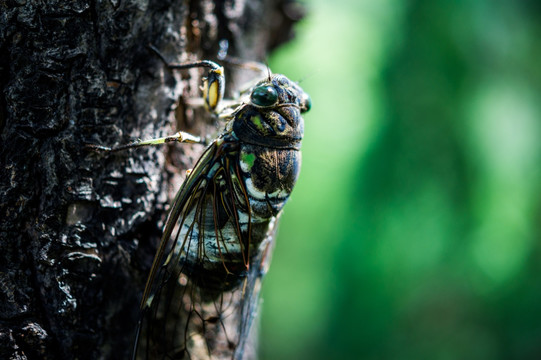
[238,144,301,218]
[232,75,306,220]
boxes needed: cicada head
[232,74,310,149]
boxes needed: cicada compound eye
[251,85,278,107]
[301,93,311,113]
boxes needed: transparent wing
[133,139,274,360]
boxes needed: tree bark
[0,1,303,358]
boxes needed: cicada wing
[139,141,219,310]
[133,141,221,360]
[233,218,278,360]
[133,139,266,360]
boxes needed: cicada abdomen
[124,56,311,360]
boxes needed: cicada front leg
[85,131,202,153]
[148,44,225,114]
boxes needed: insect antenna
[265,61,272,82]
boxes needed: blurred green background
[262,0,541,359]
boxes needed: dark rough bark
[0,1,303,359]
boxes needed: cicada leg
[85,131,202,153]
[148,44,225,114]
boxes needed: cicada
[90,47,310,359]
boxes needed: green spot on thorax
[241,152,256,169]
[251,115,265,131]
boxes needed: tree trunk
[0,1,303,358]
